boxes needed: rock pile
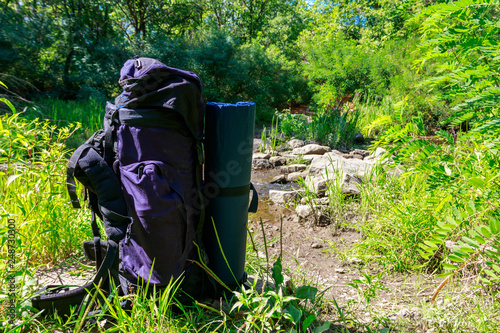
[252,138,400,225]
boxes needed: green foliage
[0,114,91,265]
[231,255,328,333]
[186,34,308,121]
[345,271,391,307]
[25,97,105,147]
[356,169,440,271]
[277,107,360,149]
[1,1,310,121]
[2,0,500,329]
[277,112,310,140]
[310,108,360,149]
[299,1,422,104]
[364,0,500,284]
[415,0,500,131]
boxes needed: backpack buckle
[124,219,133,245]
[134,58,142,69]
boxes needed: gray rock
[252,159,272,170]
[308,153,343,175]
[387,308,421,321]
[296,204,313,218]
[292,144,331,156]
[253,152,271,160]
[342,174,363,194]
[330,150,344,156]
[353,133,364,143]
[306,153,372,195]
[279,154,296,162]
[311,243,323,249]
[315,212,331,226]
[351,149,370,157]
[269,156,287,166]
[281,164,307,174]
[269,190,299,205]
[374,147,387,157]
[315,197,330,206]
[366,147,387,161]
[288,139,306,149]
[306,172,363,196]
[287,171,306,182]
[302,154,323,162]
[253,138,262,152]
[351,153,364,160]
[253,137,273,153]
[270,174,287,184]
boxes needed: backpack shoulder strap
[67,144,132,243]
[31,239,120,318]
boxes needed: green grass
[24,97,105,148]
[0,113,91,264]
[277,106,360,150]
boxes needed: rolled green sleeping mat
[203,102,258,290]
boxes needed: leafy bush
[278,112,310,140]
[415,0,500,131]
[278,107,360,149]
[185,31,309,122]
[363,0,500,283]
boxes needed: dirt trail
[250,168,438,320]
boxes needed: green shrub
[278,107,360,149]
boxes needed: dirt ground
[250,167,439,325]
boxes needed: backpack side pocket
[120,161,189,285]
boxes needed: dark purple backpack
[32,57,207,316]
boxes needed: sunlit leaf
[284,305,301,324]
[423,240,439,250]
[469,177,485,187]
[6,174,22,188]
[442,262,458,270]
[462,236,481,248]
[448,254,465,263]
[491,264,500,274]
[478,226,491,239]
[489,218,499,234]
[484,269,499,279]
[437,272,454,278]
[459,245,475,253]
[0,98,15,113]
[271,256,284,285]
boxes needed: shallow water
[250,168,298,223]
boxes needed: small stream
[250,168,299,223]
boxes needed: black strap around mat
[216,183,258,213]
